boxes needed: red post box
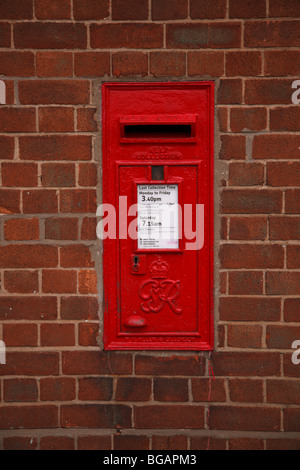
[101,82,214,350]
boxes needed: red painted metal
[102,82,214,350]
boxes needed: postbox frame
[102,81,214,351]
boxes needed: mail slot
[102,82,214,350]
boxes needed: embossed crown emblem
[149,258,169,279]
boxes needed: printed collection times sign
[137,184,179,250]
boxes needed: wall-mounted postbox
[102,82,214,350]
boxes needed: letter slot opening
[120,114,197,143]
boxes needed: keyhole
[134,256,139,265]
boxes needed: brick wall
[0,0,299,451]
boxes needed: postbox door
[118,164,205,341]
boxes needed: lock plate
[131,254,146,275]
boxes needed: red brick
[62,351,132,375]
[150,52,186,77]
[267,380,300,405]
[112,0,148,20]
[4,379,38,402]
[265,51,300,77]
[40,377,76,401]
[77,435,111,450]
[3,437,38,450]
[188,51,224,77]
[283,408,300,432]
[4,270,39,293]
[91,23,163,49]
[45,217,78,240]
[269,216,300,240]
[61,404,131,428]
[229,162,264,186]
[14,22,87,49]
[217,79,243,104]
[211,352,280,376]
[35,0,71,19]
[3,323,38,346]
[283,353,300,378]
[0,51,34,77]
[190,0,225,18]
[209,406,280,431]
[153,435,188,450]
[135,405,204,429]
[270,107,300,131]
[40,437,74,450]
[60,245,94,268]
[0,190,20,214]
[112,52,148,78]
[154,378,189,402]
[230,107,267,132]
[226,51,262,76]
[4,218,39,241]
[229,439,264,450]
[81,217,97,240]
[19,80,90,105]
[78,377,113,401]
[287,245,300,268]
[220,244,283,269]
[253,134,300,159]
[153,0,188,19]
[267,162,300,187]
[74,52,110,77]
[220,135,246,160]
[78,269,97,294]
[0,22,10,47]
[0,108,35,133]
[40,323,75,346]
[20,135,92,161]
[0,352,59,376]
[166,23,241,49]
[77,108,98,132]
[267,439,300,451]
[115,378,151,402]
[190,437,226,450]
[2,79,14,102]
[0,0,33,19]
[39,107,74,133]
[0,296,57,321]
[229,379,263,402]
[73,0,109,20]
[245,79,293,105]
[60,189,97,213]
[245,21,300,47]
[79,322,99,346]
[228,271,263,295]
[0,244,58,268]
[0,136,14,160]
[286,189,300,214]
[23,190,58,213]
[284,298,300,322]
[114,435,149,451]
[42,269,77,294]
[2,162,37,187]
[135,354,204,376]
[79,163,97,186]
[269,0,300,17]
[221,189,282,213]
[218,107,228,132]
[42,163,76,188]
[219,297,280,322]
[191,378,226,402]
[0,405,58,429]
[227,324,262,348]
[266,272,300,295]
[229,0,266,18]
[36,52,73,77]
[60,296,99,320]
[267,325,300,349]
